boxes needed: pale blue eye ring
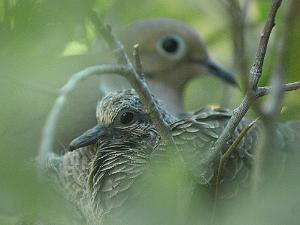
[157,34,186,60]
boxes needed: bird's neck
[147,79,184,114]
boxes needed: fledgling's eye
[157,34,186,59]
[119,111,135,125]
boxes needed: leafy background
[0,0,299,224]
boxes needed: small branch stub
[133,44,144,76]
[89,13,174,145]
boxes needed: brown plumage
[44,90,300,225]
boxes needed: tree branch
[214,117,258,202]
[256,81,300,97]
[38,65,131,168]
[133,44,144,76]
[219,0,249,107]
[88,12,174,144]
[249,0,283,89]
[205,0,283,168]
[39,14,177,169]
[252,0,299,192]
[222,0,249,84]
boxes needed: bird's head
[122,18,237,90]
[69,89,175,151]
[68,90,176,215]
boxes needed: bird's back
[172,107,300,198]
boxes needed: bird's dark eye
[161,35,179,53]
[119,111,135,125]
[157,34,186,59]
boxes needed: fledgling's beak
[204,59,238,87]
[69,124,106,151]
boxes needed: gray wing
[172,107,300,198]
[47,147,93,206]
[171,107,257,198]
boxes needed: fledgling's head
[68,90,176,216]
[69,89,175,151]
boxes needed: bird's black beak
[205,59,238,87]
[69,124,106,151]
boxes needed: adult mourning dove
[105,18,237,112]
[54,18,237,150]
[44,90,299,225]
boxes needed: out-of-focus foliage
[0,0,299,224]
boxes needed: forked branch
[39,14,175,169]
[206,0,285,168]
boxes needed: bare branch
[219,0,250,107]
[88,12,174,145]
[249,0,283,89]
[39,13,177,169]
[133,44,144,76]
[257,81,300,97]
[39,65,131,169]
[241,0,251,23]
[252,0,299,192]
[204,0,283,169]
[263,0,298,117]
[214,117,258,201]
[223,0,249,84]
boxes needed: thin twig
[203,0,283,171]
[252,0,299,192]
[262,0,296,116]
[133,44,143,76]
[241,0,251,23]
[39,14,177,169]
[256,81,300,97]
[249,0,283,89]
[214,118,259,201]
[88,12,174,145]
[223,0,249,84]
[219,0,249,107]
[38,65,130,168]
[211,117,258,222]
